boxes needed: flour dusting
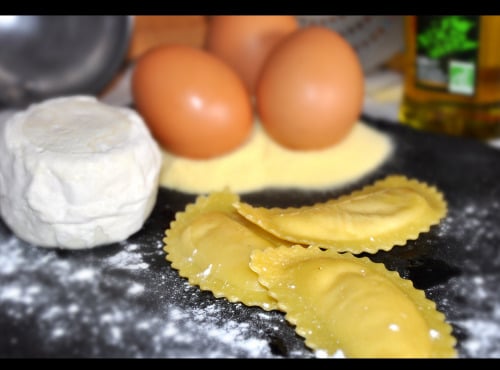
[0,224,310,358]
[0,191,499,357]
[431,199,500,358]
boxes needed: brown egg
[132,44,253,159]
[256,26,365,150]
[205,16,299,95]
[127,16,208,61]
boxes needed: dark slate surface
[1,118,499,358]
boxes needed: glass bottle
[399,15,500,139]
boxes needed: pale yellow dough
[250,245,457,358]
[159,120,393,193]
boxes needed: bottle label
[414,16,480,96]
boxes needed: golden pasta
[162,175,456,358]
[249,245,457,358]
[234,175,447,253]
[163,189,293,310]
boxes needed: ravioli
[250,245,457,358]
[234,175,447,253]
[163,176,456,358]
[163,189,293,310]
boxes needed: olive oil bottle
[399,16,500,139]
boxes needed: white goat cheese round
[0,96,162,249]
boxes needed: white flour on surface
[433,200,500,358]
[0,197,500,357]
[0,227,309,358]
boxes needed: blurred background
[123,15,406,121]
[126,16,405,72]
[0,15,406,120]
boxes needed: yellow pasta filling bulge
[234,175,447,253]
[263,252,431,357]
[250,246,456,358]
[164,189,293,310]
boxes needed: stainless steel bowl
[0,16,132,108]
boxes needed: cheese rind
[0,96,162,249]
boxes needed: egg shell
[256,26,365,150]
[132,44,254,159]
[205,16,299,95]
